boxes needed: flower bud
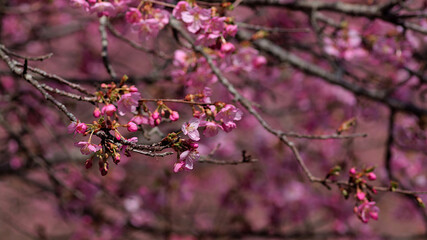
[152,111,160,120]
[367,172,377,181]
[93,107,101,118]
[127,121,138,132]
[85,158,93,169]
[221,42,235,53]
[102,104,116,116]
[169,111,179,121]
[76,123,87,134]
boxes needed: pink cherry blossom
[127,121,138,132]
[152,9,170,28]
[356,201,379,223]
[169,111,180,121]
[132,19,161,41]
[221,42,235,54]
[131,115,149,125]
[182,118,201,141]
[367,172,377,181]
[68,122,87,134]
[201,121,222,137]
[215,104,243,123]
[117,92,140,116]
[173,150,200,172]
[324,29,367,61]
[172,1,189,20]
[74,141,101,155]
[356,191,366,201]
[225,24,238,37]
[102,104,116,116]
[181,5,211,33]
[70,0,89,12]
[93,107,101,118]
[90,2,116,17]
[125,8,142,24]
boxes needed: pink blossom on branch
[174,150,200,172]
[102,104,117,116]
[356,201,379,223]
[90,2,116,17]
[182,118,201,141]
[74,141,101,155]
[117,92,141,116]
[181,5,211,33]
[68,122,87,134]
[125,8,142,24]
[132,19,161,41]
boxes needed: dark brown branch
[99,16,117,79]
[238,31,427,117]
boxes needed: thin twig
[284,132,367,140]
[237,22,310,33]
[107,22,171,60]
[99,16,117,79]
[0,46,53,61]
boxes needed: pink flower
[131,115,149,125]
[221,42,235,53]
[169,111,180,121]
[253,56,267,68]
[349,167,357,175]
[231,47,265,72]
[127,121,138,132]
[117,92,140,116]
[112,0,130,14]
[356,201,379,223]
[367,172,377,181]
[70,0,89,12]
[196,16,225,46]
[356,191,366,201]
[132,19,161,41]
[172,1,189,20]
[201,121,222,137]
[125,8,142,24]
[215,104,243,123]
[181,6,211,33]
[93,107,101,118]
[324,29,367,61]
[221,121,237,133]
[90,2,116,17]
[225,24,238,37]
[102,104,116,116]
[182,118,200,141]
[152,111,160,120]
[148,113,161,127]
[152,9,170,28]
[74,141,101,155]
[173,150,200,172]
[68,122,87,134]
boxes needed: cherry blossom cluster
[68,76,143,175]
[324,29,367,61]
[172,1,237,48]
[164,99,243,172]
[346,167,379,223]
[172,46,266,93]
[67,74,243,175]
[70,0,131,17]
